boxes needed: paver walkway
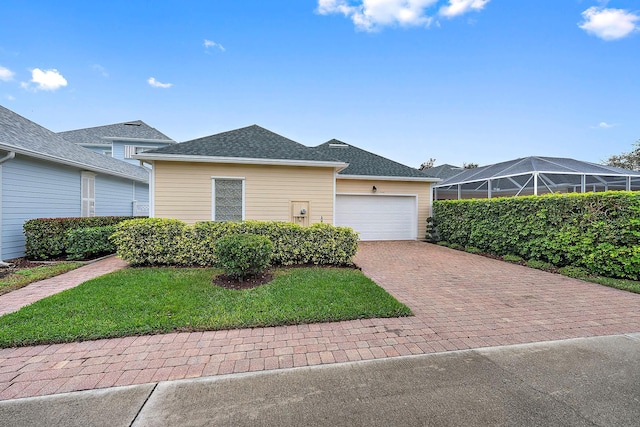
[1,241,640,401]
[0,256,129,316]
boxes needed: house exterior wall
[153,161,335,224]
[94,176,149,216]
[1,155,80,259]
[1,154,147,260]
[336,178,432,240]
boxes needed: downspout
[0,151,16,267]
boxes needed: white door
[335,195,417,241]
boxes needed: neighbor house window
[212,178,244,221]
[81,172,96,217]
[124,145,158,159]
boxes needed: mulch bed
[212,271,274,290]
[0,258,54,279]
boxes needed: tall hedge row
[24,216,139,260]
[433,192,640,280]
[110,218,359,267]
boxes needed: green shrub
[110,218,188,266]
[436,241,450,247]
[214,234,273,280]
[65,226,116,260]
[503,254,524,263]
[111,219,359,267]
[24,216,138,260]
[433,192,640,279]
[449,243,464,251]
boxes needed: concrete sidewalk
[2,334,639,427]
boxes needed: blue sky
[1,0,639,168]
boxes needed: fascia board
[133,153,348,169]
[337,174,440,183]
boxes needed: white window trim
[211,177,245,221]
[81,172,97,217]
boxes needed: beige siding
[154,162,335,224]
[336,179,433,239]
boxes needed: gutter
[0,151,16,267]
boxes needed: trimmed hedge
[65,226,117,261]
[24,216,139,260]
[110,219,359,267]
[432,192,640,280]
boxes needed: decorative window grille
[213,178,244,221]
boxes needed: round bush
[213,234,273,280]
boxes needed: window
[81,172,96,217]
[212,178,244,221]
[124,145,158,159]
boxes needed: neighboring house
[58,120,175,166]
[0,105,150,262]
[135,125,439,241]
[420,163,465,181]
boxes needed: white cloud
[579,7,639,40]
[91,64,109,77]
[147,77,172,88]
[439,0,490,18]
[5,95,15,101]
[0,65,15,82]
[592,121,618,129]
[21,68,68,91]
[317,0,490,30]
[204,39,225,52]
[317,0,439,31]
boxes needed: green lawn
[0,262,84,296]
[0,267,411,348]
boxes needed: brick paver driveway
[1,241,640,400]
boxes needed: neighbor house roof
[315,139,438,181]
[420,164,465,180]
[136,125,347,168]
[58,120,175,146]
[436,156,640,187]
[0,106,149,182]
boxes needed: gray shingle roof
[315,140,432,179]
[144,125,341,163]
[420,164,465,180]
[0,105,149,182]
[437,156,640,187]
[58,120,174,145]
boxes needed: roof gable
[0,106,149,182]
[58,120,175,145]
[143,125,341,163]
[315,139,432,179]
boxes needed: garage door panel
[335,195,416,241]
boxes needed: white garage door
[335,195,417,241]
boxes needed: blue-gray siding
[94,176,149,216]
[1,154,148,260]
[1,156,80,259]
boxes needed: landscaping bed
[0,266,412,348]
